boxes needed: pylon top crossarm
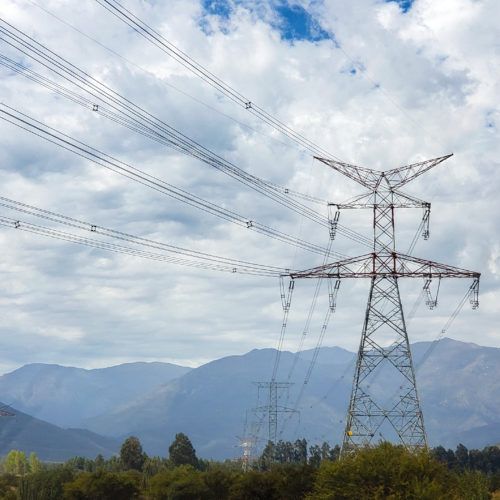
[314,153,453,191]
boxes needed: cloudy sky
[0,0,498,375]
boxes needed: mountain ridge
[1,338,499,459]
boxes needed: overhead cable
[94,0,344,161]
[0,104,338,257]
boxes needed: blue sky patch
[386,0,414,13]
[200,0,332,42]
[201,0,232,19]
[275,3,331,42]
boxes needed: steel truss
[253,381,297,444]
[289,154,480,452]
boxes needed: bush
[18,467,74,500]
[63,470,141,499]
[149,465,209,500]
[308,442,458,499]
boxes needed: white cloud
[0,0,498,374]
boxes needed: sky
[0,0,498,375]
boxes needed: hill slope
[3,339,500,459]
[0,405,118,461]
[84,339,500,458]
[0,362,190,428]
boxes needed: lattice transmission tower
[239,381,298,467]
[253,381,297,444]
[290,154,480,452]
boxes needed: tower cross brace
[289,154,480,452]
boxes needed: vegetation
[0,437,498,499]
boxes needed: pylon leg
[342,276,426,453]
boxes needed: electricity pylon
[290,154,480,452]
[253,381,297,444]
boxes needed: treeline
[0,435,498,499]
[433,443,500,475]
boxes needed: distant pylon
[237,435,255,472]
[253,381,297,445]
[290,154,480,452]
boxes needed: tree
[202,466,238,500]
[309,445,322,468]
[95,454,105,470]
[63,470,141,499]
[3,450,29,475]
[0,473,18,500]
[120,436,146,471]
[292,439,308,464]
[228,470,279,500]
[455,443,470,470]
[18,467,74,500]
[309,442,458,499]
[28,452,42,474]
[143,456,167,479]
[455,470,490,500]
[149,465,209,500]
[168,433,199,468]
[257,441,275,470]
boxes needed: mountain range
[0,338,499,460]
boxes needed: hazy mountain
[0,405,118,461]
[83,347,349,459]
[83,338,500,459]
[2,338,500,460]
[0,362,190,428]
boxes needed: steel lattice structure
[253,381,297,444]
[290,154,480,452]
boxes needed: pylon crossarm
[290,252,480,280]
[315,154,453,191]
[289,253,373,279]
[383,154,453,190]
[331,191,430,210]
[314,157,381,190]
[395,254,480,279]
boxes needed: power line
[0,195,290,276]
[94,0,344,161]
[0,18,373,249]
[25,0,308,156]
[0,19,331,215]
[0,104,337,257]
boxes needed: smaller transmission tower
[237,436,255,472]
[253,381,297,444]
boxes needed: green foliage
[149,465,209,500]
[308,442,458,500]
[309,442,340,467]
[143,456,168,478]
[0,473,18,500]
[65,456,96,473]
[228,469,278,500]
[28,453,41,474]
[120,436,146,471]
[3,450,29,476]
[202,465,240,500]
[63,470,141,500]
[168,433,199,469]
[271,464,316,500]
[0,441,498,499]
[94,454,105,470]
[455,469,491,500]
[18,467,74,500]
